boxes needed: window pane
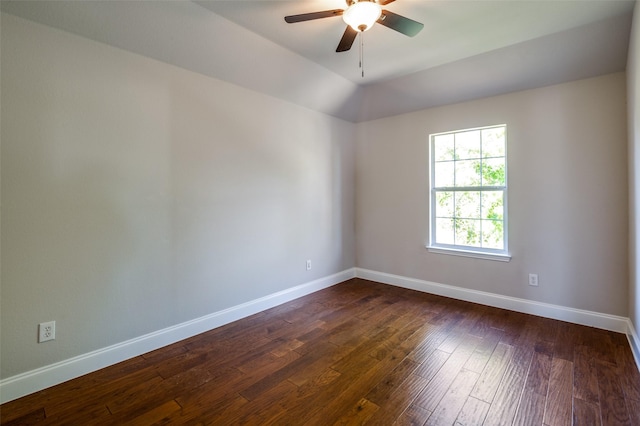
[481,219,504,249]
[435,218,455,245]
[481,191,503,220]
[481,158,506,186]
[455,219,480,247]
[429,125,507,256]
[482,127,506,158]
[455,191,480,219]
[434,134,454,161]
[435,191,454,217]
[455,159,481,187]
[455,130,480,160]
[434,161,454,187]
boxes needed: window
[428,125,509,261]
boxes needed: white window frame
[427,125,510,262]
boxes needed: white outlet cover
[39,321,55,343]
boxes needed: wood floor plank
[229,379,298,424]
[543,357,573,426]
[395,404,432,426]
[366,357,420,404]
[413,348,451,381]
[173,368,249,415]
[455,396,490,426]
[37,403,113,425]
[513,389,547,426]
[267,352,380,425]
[627,397,640,426]
[331,397,380,426]
[238,343,321,401]
[407,326,452,365]
[537,316,560,344]
[369,316,433,361]
[464,327,503,374]
[596,360,633,425]
[469,341,514,403]
[105,375,166,415]
[156,394,247,425]
[552,322,575,362]
[292,354,392,425]
[282,367,342,408]
[175,350,297,416]
[573,398,602,426]
[365,373,430,425]
[425,368,479,425]
[42,366,161,418]
[614,339,640,403]
[574,344,600,405]
[482,345,535,425]
[523,350,552,396]
[413,334,482,412]
[243,368,340,425]
[582,327,618,365]
[2,278,638,426]
[122,400,182,425]
[0,408,45,426]
[385,300,437,331]
[497,311,528,346]
[141,343,188,364]
[512,347,552,426]
[330,325,400,374]
[286,342,355,387]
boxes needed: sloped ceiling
[0,0,635,122]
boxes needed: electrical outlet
[528,273,539,287]
[306,259,312,270]
[39,321,55,343]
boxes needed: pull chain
[359,31,365,78]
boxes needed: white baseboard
[356,268,630,334]
[628,319,640,372]
[0,268,356,404]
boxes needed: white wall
[0,14,355,380]
[356,73,629,316]
[629,0,640,355]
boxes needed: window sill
[426,246,511,262]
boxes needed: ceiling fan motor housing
[343,0,382,32]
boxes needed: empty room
[1,0,640,424]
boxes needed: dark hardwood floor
[2,278,639,425]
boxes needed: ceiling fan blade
[378,0,396,4]
[285,9,343,23]
[336,26,358,52]
[377,10,424,37]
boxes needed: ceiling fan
[284,0,424,53]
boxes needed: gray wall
[0,14,356,379]
[356,73,629,316]
[1,6,636,384]
[629,0,640,350]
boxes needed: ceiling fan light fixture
[343,0,382,32]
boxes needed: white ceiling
[0,0,635,122]
[200,0,635,84]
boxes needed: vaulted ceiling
[1,0,635,122]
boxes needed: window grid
[429,125,508,256]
